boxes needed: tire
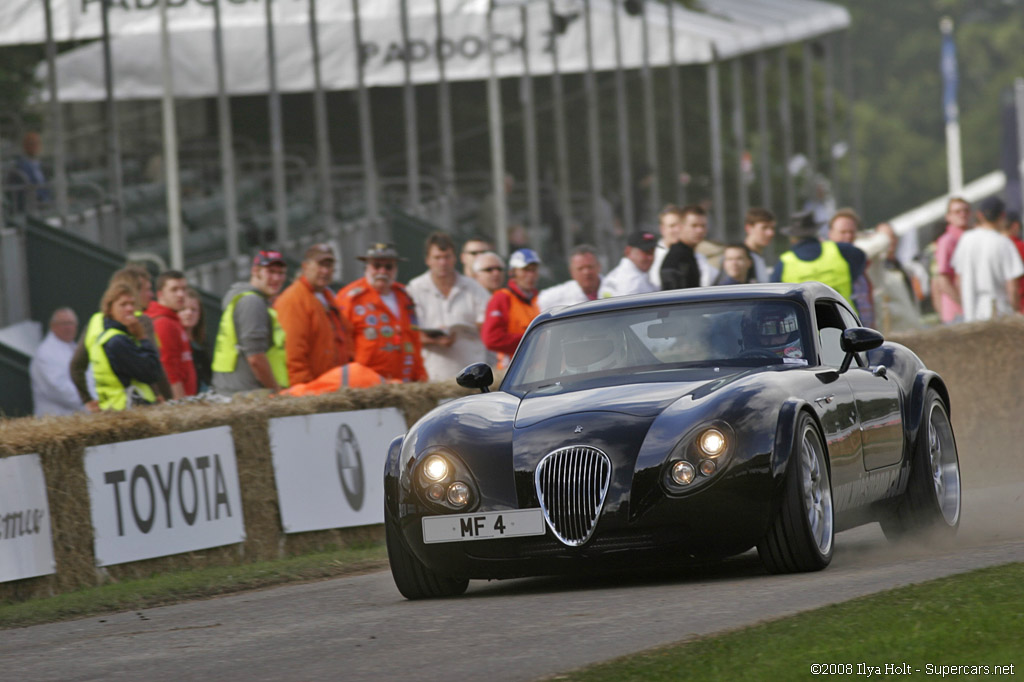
[881,388,961,542]
[385,508,469,600]
[758,412,834,574]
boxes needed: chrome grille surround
[534,445,612,547]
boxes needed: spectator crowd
[28,196,1024,415]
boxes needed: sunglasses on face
[480,266,504,273]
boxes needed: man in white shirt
[30,307,84,416]
[951,196,1024,322]
[407,232,492,381]
[743,207,776,283]
[537,245,603,312]
[598,231,659,298]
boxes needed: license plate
[421,509,546,544]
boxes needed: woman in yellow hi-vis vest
[87,282,164,411]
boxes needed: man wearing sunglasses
[335,243,427,383]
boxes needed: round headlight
[671,460,696,485]
[422,455,450,482]
[698,428,726,457]
[447,481,471,507]
[699,459,717,476]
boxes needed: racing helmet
[562,331,625,374]
[743,303,802,356]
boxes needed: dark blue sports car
[384,283,961,599]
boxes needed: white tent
[28,0,850,101]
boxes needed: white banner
[0,454,56,583]
[269,408,407,534]
[84,427,245,567]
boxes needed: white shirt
[537,277,601,313]
[598,258,658,299]
[650,241,669,288]
[407,271,491,381]
[696,252,719,287]
[951,227,1024,322]
[30,331,83,416]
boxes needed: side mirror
[838,327,884,373]
[456,363,494,393]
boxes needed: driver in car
[742,304,804,360]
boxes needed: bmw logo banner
[268,409,407,534]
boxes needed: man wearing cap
[407,232,491,382]
[659,204,719,290]
[212,250,290,394]
[482,248,542,368]
[335,243,427,382]
[771,210,866,312]
[537,244,603,312]
[598,231,659,298]
[274,243,353,386]
[951,196,1024,322]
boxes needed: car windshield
[503,299,810,394]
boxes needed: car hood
[514,381,711,428]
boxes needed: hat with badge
[627,230,658,252]
[253,249,286,267]
[357,242,406,262]
[781,210,820,239]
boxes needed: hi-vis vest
[211,291,289,387]
[86,310,157,348]
[88,327,157,411]
[496,287,539,370]
[780,241,856,310]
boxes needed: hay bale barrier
[0,381,473,603]
[3,319,1023,604]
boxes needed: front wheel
[385,509,469,600]
[758,412,834,574]
[881,388,960,542]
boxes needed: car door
[832,303,904,470]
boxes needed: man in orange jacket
[481,248,541,368]
[335,243,428,383]
[274,243,354,386]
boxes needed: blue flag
[941,29,959,125]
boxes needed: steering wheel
[737,349,779,359]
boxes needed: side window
[815,301,846,368]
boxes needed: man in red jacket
[145,270,197,398]
[482,248,541,368]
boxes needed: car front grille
[535,445,612,546]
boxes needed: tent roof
[27,0,850,102]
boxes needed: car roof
[539,282,844,323]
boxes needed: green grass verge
[558,562,1024,681]
[0,543,387,630]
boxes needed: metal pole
[1015,78,1024,212]
[434,0,456,231]
[42,0,69,228]
[100,0,124,230]
[940,18,963,195]
[779,47,795,219]
[755,51,772,211]
[486,7,508,256]
[352,0,380,227]
[159,0,184,270]
[802,41,817,175]
[309,0,336,233]
[611,0,634,235]
[731,58,747,235]
[666,0,685,206]
[708,56,725,241]
[520,5,541,239]
[399,0,421,209]
[640,1,660,218]
[824,33,837,199]
[583,0,603,251]
[212,0,240,260]
[547,0,573,261]
[842,29,861,216]
[264,0,289,245]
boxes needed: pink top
[935,224,964,323]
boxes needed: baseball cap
[508,248,541,269]
[253,250,286,267]
[304,242,336,262]
[357,242,406,262]
[627,230,658,252]
[781,210,820,239]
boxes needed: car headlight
[413,450,479,512]
[698,428,726,457]
[421,454,450,483]
[447,481,471,507]
[671,461,696,485]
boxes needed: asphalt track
[2,482,1022,682]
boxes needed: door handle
[871,365,887,379]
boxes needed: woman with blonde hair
[86,281,164,411]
